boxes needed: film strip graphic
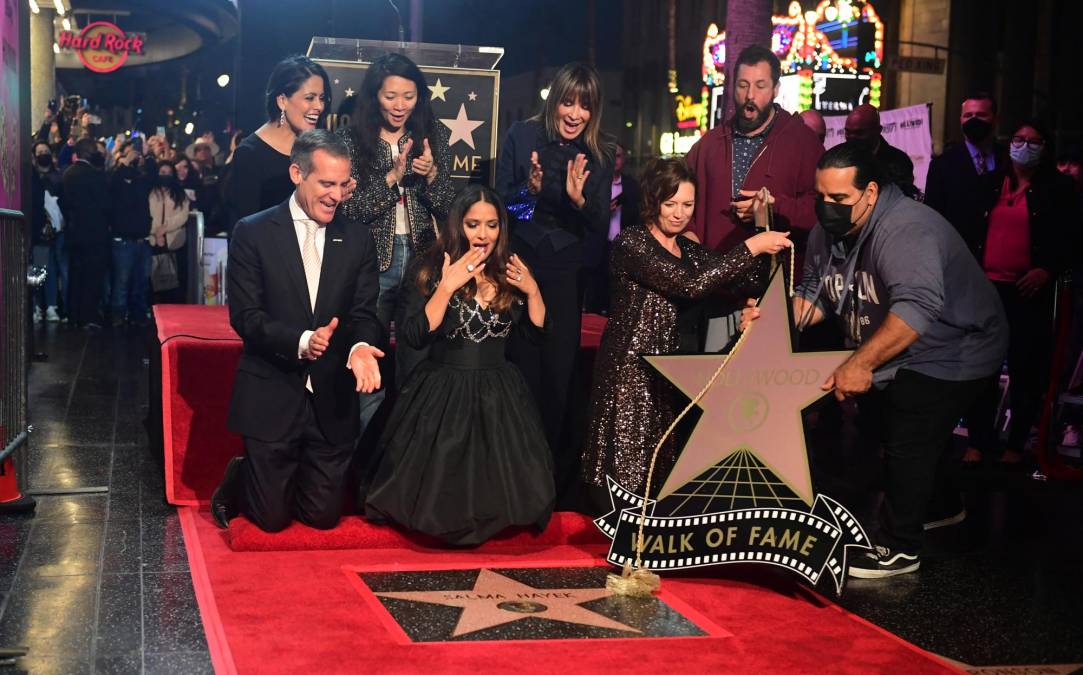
[595,477,873,595]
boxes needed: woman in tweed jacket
[338,53,454,426]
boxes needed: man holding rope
[742,143,1007,579]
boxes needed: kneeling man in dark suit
[212,129,384,532]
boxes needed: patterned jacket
[338,124,455,272]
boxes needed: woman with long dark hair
[497,62,614,495]
[965,119,1078,466]
[581,158,789,502]
[338,52,455,422]
[224,55,335,233]
[148,161,192,303]
[363,185,554,545]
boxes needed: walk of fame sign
[594,272,874,594]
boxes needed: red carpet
[153,306,609,506]
[180,508,959,674]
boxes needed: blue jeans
[360,235,412,432]
[110,238,151,322]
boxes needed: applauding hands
[526,151,590,209]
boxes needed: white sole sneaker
[848,554,920,579]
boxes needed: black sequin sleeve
[612,228,764,301]
[397,276,443,350]
[337,127,398,226]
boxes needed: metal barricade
[0,208,33,511]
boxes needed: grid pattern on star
[659,449,806,516]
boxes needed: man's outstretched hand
[349,345,385,393]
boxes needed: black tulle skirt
[363,360,556,546]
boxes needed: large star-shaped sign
[440,103,484,150]
[646,272,851,505]
[375,568,639,637]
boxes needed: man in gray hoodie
[743,142,1007,579]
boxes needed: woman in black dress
[364,185,555,546]
[497,62,613,494]
[338,53,455,424]
[224,55,337,233]
[582,158,791,499]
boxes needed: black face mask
[815,191,871,239]
[35,154,53,168]
[962,117,992,144]
[89,152,106,169]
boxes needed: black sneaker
[211,456,245,529]
[848,545,920,579]
[923,507,966,531]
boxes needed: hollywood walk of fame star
[344,87,355,98]
[428,78,450,101]
[375,568,640,637]
[440,104,485,150]
[334,78,340,84]
[645,272,852,505]
[468,91,478,101]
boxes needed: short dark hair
[265,55,332,124]
[73,137,98,160]
[734,45,781,84]
[639,157,697,226]
[816,142,882,190]
[31,140,52,155]
[963,90,998,115]
[290,129,350,177]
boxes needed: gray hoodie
[798,184,1008,384]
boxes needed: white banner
[824,103,933,192]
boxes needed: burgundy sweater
[685,108,823,253]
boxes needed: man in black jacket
[109,142,153,325]
[924,92,1004,245]
[31,141,65,322]
[60,138,110,328]
[844,104,916,197]
[212,130,384,533]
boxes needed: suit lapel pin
[331,238,343,243]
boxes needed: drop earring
[278,110,286,127]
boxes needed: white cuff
[346,342,370,369]
[298,330,314,359]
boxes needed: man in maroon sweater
[686,45,823,254]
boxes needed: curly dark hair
[638,157,698,227]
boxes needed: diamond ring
[466,264,475,272]
[518,274,523,281]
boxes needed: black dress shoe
[211,456,245,529]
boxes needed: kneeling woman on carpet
[363,185,556,545]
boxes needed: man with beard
[685,45,823,256]
[924,92,1004,243]
[844,104,916,198]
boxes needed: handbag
[151,251,179,292]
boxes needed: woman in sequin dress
[581,158,792,499]
[338,53,455,422]
[364,185,555,546]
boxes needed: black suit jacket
[60,161,111,248]
[924,142,1004,250]
[226,199,383,445]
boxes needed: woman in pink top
[966,120,1079,466]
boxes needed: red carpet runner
[179,508,960,674]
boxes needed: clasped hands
[303,316,385,393]
[387,138,438,187]
[739,299,872,401]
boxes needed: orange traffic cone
[0,456,35,512]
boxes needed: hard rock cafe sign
[57,21,145,74]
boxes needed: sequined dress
[581,227,766,493]
[364,280,556,545]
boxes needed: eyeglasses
[1010,136,1045,150]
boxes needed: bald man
[845,104,916,196]
[799,109,827,144]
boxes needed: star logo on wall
[375,568,640,638]
[645,272,852,505]
[440,104,484,150]
[428,78,450,101]
[344,87,355,98]
[468,91,478,101]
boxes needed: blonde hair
[532,63,611,166]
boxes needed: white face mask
[1010,143,1043,169]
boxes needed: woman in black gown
[364,185,555,545]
